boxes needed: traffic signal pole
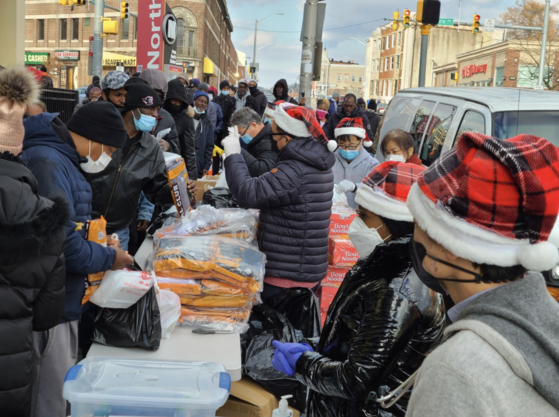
[92,0,104,78]
[299,0,318,102]
[537,0,550,87]
[418,25,430,87]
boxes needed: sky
[227,0,519,88]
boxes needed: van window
[454,111,485,145]
[493,111,559,147]
[379,96,421,141]
[419,103,457,166]
[409,100,436,145]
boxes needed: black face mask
[249,86,258,96]
[164,102,182,115]
[410,238,483,295]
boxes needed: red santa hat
[355,161,426,222]
[334,117,373,148]
[407,132,559,271]
[274,103,334,149]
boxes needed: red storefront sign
[137,0,166,70]
[462,64,487,78]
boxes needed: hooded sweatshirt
[407,272,559,417]
[273,79,298,104]
[332,147,379,208]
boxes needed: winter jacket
[212,101,223,135]
[325,105,376,142]
[81,130,174,234]
[207,98,217,130]
[297,236,445,417]
[0,152,67,417]
[251,87,268,116]
[333,147,379,208]
[240,122,278,177]
[225,136,335,283]
[22,113,117,322]
[362,109,380,141]
[40,75,53,89]
[328,98,337,116]
[273,79,298,105]
[154,108,180,154]
[195,112,215,177]
[407,272,559,417]
[164,79,198,179]
[213,94,235,145]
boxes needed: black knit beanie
[220,80,230,90]
[66,101,127,148]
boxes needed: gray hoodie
[332,147,379,208]
[406,272,559,416]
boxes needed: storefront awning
[103,52,136,67]
[203,57,217,76]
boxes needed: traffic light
[404,9,411,28]
[421,0,441,25]
[416,0,423,23]
[472,14,480,33]
[120,2,129,20]
[73,0,87,5]
[58,0,71,5]
[392,11,400,31]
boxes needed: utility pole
[418,25,430,87]
[92,0,104,78]
[537,0,550,87]
[299,0,318,101]
[252,12,283,81]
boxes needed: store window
[454,111,485,144]
[494,66,505,86]
[72,18,79,40]
[419,103,457,166]
[60,19,67,41]
[37,19,45,41]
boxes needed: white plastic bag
[155,287,181,339]
[89,269,153,309]
[215,156,229,189]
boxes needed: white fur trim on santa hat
[407,183,559,271]
[355,185,414,222]
[334,126,366,139]
[327,140,339,152]
[264,106,275,118]
[364,140,372,148]
[273,103,310,138]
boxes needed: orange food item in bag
[82,217,107,304]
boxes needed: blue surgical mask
[339,148,359,161]
[133,109,157,132]
[194,107,206,114]
[263,117,271,124]
[221,90,229,96]
[241,134,253,144]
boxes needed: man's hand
[187,179,197,196]
[222,126,241,157]
[107,235,121,249]
[137,220,150,232]
[111,247,134,270]
[157,138,171,152]
[203,169,209,176]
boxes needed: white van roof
[400,87,559,112]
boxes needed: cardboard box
[329,210,357,235]
[322,266,350,287]
[194,178,218,201]
[217,378,300,417]
[318,285,339,311]
[328,236,359,267]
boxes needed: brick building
[24,0,238,89]
[315,47,365,98]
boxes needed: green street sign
[25,52,49,65]
[438,18,454,26]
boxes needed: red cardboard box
[329,210,357,235]
[323,266,350,287]
[319,285,339,311]
[329,236,359,267]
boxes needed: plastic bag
[156,287,181,339]
[93,286,162,350]
[179,306,252,333]
[202,188,240,209]
[89,269,153,309]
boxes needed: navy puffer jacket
[225,137,335,283]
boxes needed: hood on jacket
[273,79,290,101]
[280,136,336,172]
[139,68,168,93]
[454,272,559,409]
[165,79,188,107]
[23,112,82,168]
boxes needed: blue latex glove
[271,340,313,376]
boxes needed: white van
[377,87,559,166]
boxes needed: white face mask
[347,217,391,259]
[386,154,406,163]
[80,141,112,173]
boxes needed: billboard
[137,0,177,71]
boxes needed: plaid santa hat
[334,117,373,148]
[274,103,334,149]
[407,132,559,272]
[355,161,426,222]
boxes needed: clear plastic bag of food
[178,305,252,333]
[155,286,181,339]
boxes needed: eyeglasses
[338,142,360,150]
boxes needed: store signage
[25,52,49,65]
[137,0,177,70]
[462,64,487,78]
[55,50,80,61]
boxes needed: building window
[381,37,385,50]
[398,32,402,45]
[134,17,137,40]
[345,75,348,81]
[337,74,341,81]
[60,19,67,41]
[376,59,380,71]
[173,7,198,58]
[85,18,90,27]
[392,34,395,48]
[386,35,390,49]
[72,18,79,40]
[37,19,45,41]
[121,16,129,40]
[390,56,394,70]
[396,54,400,69]
[394,79,398,94]
[385,58,388,71]
[359,76,363,82]
[352,75,355,82]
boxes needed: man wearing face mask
[192,90,215,177]
[405,133,559,417]
[82,83,175,249]
[229,107,277,177]
[234,79,260,113]
[324,93,375,142]
[22,102,134,417]
[271,161,445,417]
[101,70,129,108]
[331,117,379,208]
[248,79,267,117]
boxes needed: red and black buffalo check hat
[355,161,426,222]
[334,117,373,148]
[407,132,559,271]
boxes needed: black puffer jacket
[324,104,376,141]
[250,87,268,116]
[296,236,446,417]
[82,131,174,233]
[240,122,278,177]
[0,153,68,416]
[164,79,198,180]
[225,137,335,283]
[273,79,298,104]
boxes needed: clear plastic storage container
[63,357,231,417]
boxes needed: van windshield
[492,111,559,147]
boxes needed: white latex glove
[222,126,241,157]
[335,180,357,194]
[157,138,170,152]
[156,128,171,140]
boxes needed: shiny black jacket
[241,122,277,177]
[296,236,445,417]
[83,131,174,233]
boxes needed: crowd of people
[0,63,558,417]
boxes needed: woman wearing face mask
[381,129,423,165]
[331,117,379,208]
[316,99,330,128]
[192,90,215,177]
[272,161,445,417]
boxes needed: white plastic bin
[63,357,231,417]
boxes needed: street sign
[438,18,454,26]
[485,19,495,32]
